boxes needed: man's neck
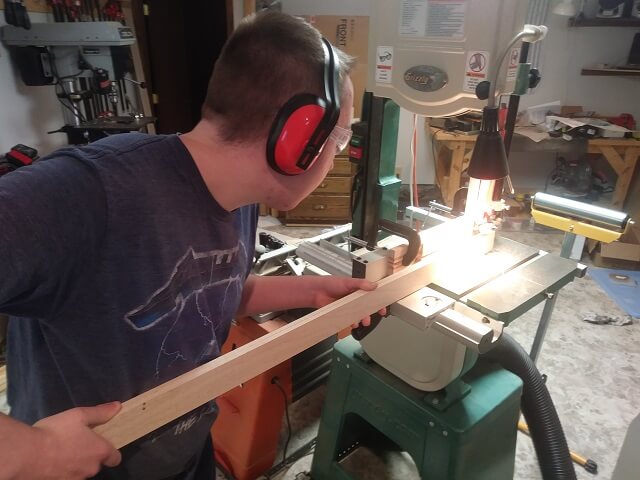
[179,122,266,211]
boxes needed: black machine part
[3,0,31,29]
[10,46,55,86]
[483,333,577,480]
[351,219,420,341]
[548,157,593,196]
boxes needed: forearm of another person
[0,403,121,480]
[236,275,379,319]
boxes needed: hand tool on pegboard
[4,0,31,29]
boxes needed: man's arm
[236,274,377,317]
[0,404,121,480]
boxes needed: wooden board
[95,220,471,448]
[0,366,6,394]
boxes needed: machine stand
[311,338,522,480]
[422,379,471,412]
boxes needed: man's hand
[27,402,122,479]
[311,277,387,329]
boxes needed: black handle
[378,219,421,266]
[351,312,384,341]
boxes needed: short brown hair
[202,11,355,143]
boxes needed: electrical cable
[263,439,317,479]
[271,377,292,465]
[412,114,420,207]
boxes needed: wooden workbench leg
[614,147,640,209]
[446,142,466,207]
[602,146,640,209]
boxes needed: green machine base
[310,337,523,480]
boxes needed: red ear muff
[266,38,340,176]
[267,95,328,175]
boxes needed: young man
[0,11,374,480]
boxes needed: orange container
[212,317,292,480]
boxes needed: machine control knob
[529,68,542,89]
[475,81,490,100]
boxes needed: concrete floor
[236,221,640,480]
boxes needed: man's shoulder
[58,133,174,163]
[34,133,182,185]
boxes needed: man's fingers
[378,307,387,316]
[349,279,377,291]
[77,402,122,427]
[351,316,372,329]
[102,445,123,468]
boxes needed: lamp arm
[487,32,527,108]
[488,25,548,107]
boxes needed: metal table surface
[429,236,585,324]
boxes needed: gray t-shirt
[0,133,257,479]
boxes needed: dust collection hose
[483,333,577,480]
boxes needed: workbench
[430,127,640,209]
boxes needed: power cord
[261,438,317,480]
[271,377,292,464]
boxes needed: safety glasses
[328,125,352,154]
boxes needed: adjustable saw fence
[95,218,475,448]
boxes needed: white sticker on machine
[400,0,467,38]
[426,0,467,38]
[376,46,394,84]
[463,50,490,93]
[399,0,428,37]
[507,47,520,80]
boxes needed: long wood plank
[0,365,6,394]
[95,252,445,448]
[95,220,480,448]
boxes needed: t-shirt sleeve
[0,155,107,317]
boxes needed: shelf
[569,16,640,27]
[581,67,640,76]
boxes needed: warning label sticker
[400,0,428,37]
[507,47,520,80]
[426,0,466,38]
[463,50,489,93]
[375,46,394,84]
[399,0,466,39]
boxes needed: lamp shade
[467,106,509,180]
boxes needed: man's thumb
[80,402,122,427]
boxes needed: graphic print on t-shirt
[124,242,249,378]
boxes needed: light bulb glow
[464,178,496,233]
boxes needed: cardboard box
[303,16,369,119]
[587,225,640,270]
